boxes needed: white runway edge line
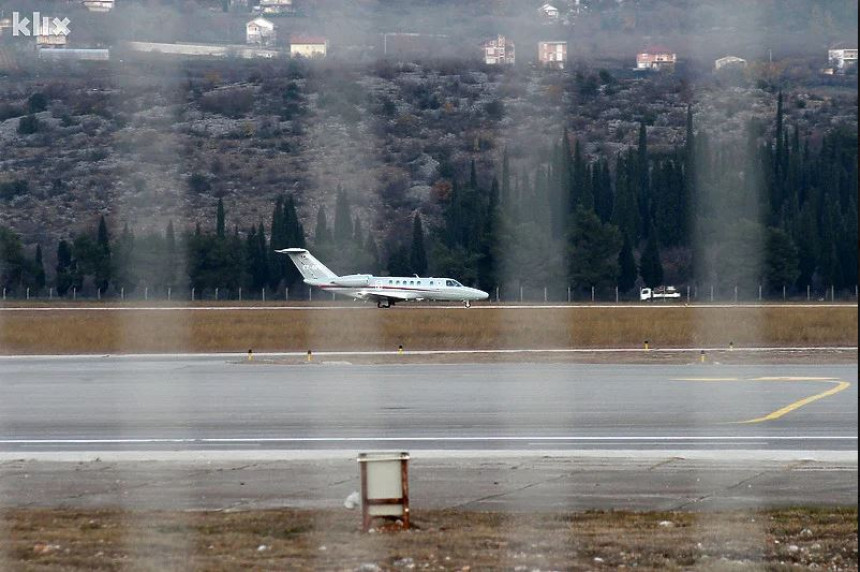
[0,304,856,311]
[1,436,856,445]
[0,347,855,361]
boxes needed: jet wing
[356,289,423,302]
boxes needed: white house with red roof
[636,46,676,71]
[290,35,327,58]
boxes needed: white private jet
[276,248,489,308]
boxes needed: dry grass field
[1,507,856,571]
[0,304,855,355]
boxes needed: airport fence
[1,283,858,304]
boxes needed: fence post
[49,287,53,300]
[121,287,124,301]
[616,286,619,303]
[262,287,266,302]
[783,284,786,301]
[309,287,312,302]
[544,286,547,303]
[710,285,714,302]
[167,287,171,301]
[831,285,835,302]
[238,287,242,302]
[191,287,196,302]
[734,285,738,304]
[97,288,100,301]
[807,285,811,301]
[567,285,571,303]
[145,287,149,301]
[495,286,500,303]
[73,287,76,301]
[26,287,30,300]
[591,286,595,303]
[758,284,762,302]
[519,285,523,302]
[285,287,289,302]
[686,285,690,304]
[2,287,5,300]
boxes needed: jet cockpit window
[446,280,457,287]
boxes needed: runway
[0,357,855,454]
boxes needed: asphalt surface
[0,357,855,453]
[0,357,855,511]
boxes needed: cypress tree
[216,198,226,239]
[617,235,637,293]
[165,220,177,290]
[95,215,111,292]
[409,213,428,276]
[333,187,353,244]
[55,239,74,296]
[637,121,650,237]
[639,226,664,288]
[34,244,46,290]
[314,206,331,245]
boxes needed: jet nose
[473,288,490,300]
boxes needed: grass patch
[1,507,856,570]
[0,304,856,355]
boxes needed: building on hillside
[715,55,747,70]
[538,3,560,22]
[246,17,276,45]
[828,43,858,73]
[636,47,676,71]
[82,0,115,12]
[290,35,327,58]
[257,0,295,15]
[482,35,515,65]
[538,40,567,69]
[0,17,12,36]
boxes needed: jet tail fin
[275,248,338,282]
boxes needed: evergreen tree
[55,239,74,296]
[617,235,637,293]
[568,206,622,290]
[764,227,799,292]
[34,244,46,290]
[95,215,111,292]
[314,206,332,245]
[165,220,178,290]
[636,121,650,236]
[639,227,664,287]
[216,198,226,239]
[333,187,353,244]
[409,213,428,276]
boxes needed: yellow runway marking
[672,377,852,424]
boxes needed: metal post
[121,287,124,301]
[591,286,595,303]
[495,286,499,303]
[262,287,266,302]
[616,286,619,303]
[693,284,698,299]
[309,287,312,301]
[807,285,810,301]
[544,286,547,303]
[831,285,835,302]
[26,287,30,300]
[567,286,571,303]
[73,287,76,301]
[167,287,171,301]
[97,288,100,301]
[49,287,53,300]
[783,285,786,301]
[145,287,149,301]
[2,288,5,300]
[686,285,691,304]
[758,284,762,301]
[215,287,219,301]
[734,285,738,303]
[191,288,196,302]
[238,287,242,301]
[710,285,714,302]
[285,287,289,301]
[519,285,523,302]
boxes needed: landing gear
[377,299,394,309]
[464,300,472,308]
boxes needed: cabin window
[446,280,456,287]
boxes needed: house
[538,40,567,69]
[636,47,676,71]
[828,43,858,73]
[538,3,560,21]
[290,35,327,58]
[483,35,515,65]
[246,17,276,46]
[715,55,747,70]
[82,0,115,12]
[257,0,295,15]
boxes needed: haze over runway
[0,357,855,454]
